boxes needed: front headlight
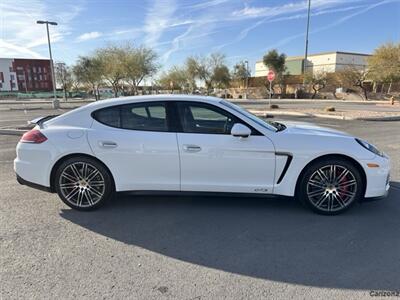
[355,138,384,157]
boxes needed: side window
[92,102,168,132]
[92,106,120,128]
[177,103,237,134]
[120,103,167,131]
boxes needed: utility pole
[36,20,59,109]
[303,0,311,80]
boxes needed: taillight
[20,129,47,144]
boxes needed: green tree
[55,62,73,100]
[232,61,250,88]
[304,71,328,99]
[212,65,231,89]
[124,46,159,95]
[263,49,287,94]
[368,42,400,94]
[336,66,370,100]
[158,66,189,93]
[96,44,127,97]
[185,53,229,94]
[72,56,103,100]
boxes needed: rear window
[93,106,120,128]
[92,102,168,132]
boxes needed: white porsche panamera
[14,95,390,215]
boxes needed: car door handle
[183,144,201,152]
[99,141,118,148]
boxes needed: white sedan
[14,95,390,215]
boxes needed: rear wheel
[55,156,113,211]
[297,158,364,215]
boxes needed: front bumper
[361,154,391,199]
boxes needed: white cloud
[144,0,177,47]
[0,0,83,58]
[231,0,362,19]
[76,31,103,42]
[186,0,230,10]
[0,39,44,58]
[216,0,368,51]
[226,0,396,63]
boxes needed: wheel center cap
[79,180,88,187]
[326,185,336,193]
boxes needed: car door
[88,101,180,192]
[175,101,276,194]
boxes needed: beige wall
[306,53,337,73]
[255,52,370,77]
[254,61,269,77]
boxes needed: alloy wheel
[59,162,105,208]
[306,164,357,212]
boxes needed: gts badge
[254,188,268,192]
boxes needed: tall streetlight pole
[36,20,59,109]
[303,0,311,79]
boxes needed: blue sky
[0,0,399,74]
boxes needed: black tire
[55,156,114,211]
[296,158,364,215]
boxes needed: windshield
[220,100,285,132]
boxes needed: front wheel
[55,156,114,211]
[297,158,364,215]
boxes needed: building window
[9,67,13,72]
[0,72,4,82]
[11,83,16,88]
[10,74,15,80]
[33,67,37,73]
[39,75,43,80]
[0,83,2,88]
[43,67,46,73]
[38,67,42,73]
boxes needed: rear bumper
[16,174,52,193]
[14,141,54,188]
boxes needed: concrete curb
[249,109,400,121]
[231,99,390,105]
[249,110,310,118]
[0,99,94,105]
[0,129,26,136]
[356,116,400,121]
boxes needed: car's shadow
[60,182,400,291]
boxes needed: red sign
[267,70,275,82]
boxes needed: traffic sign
[267,70,275,82]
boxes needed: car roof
[84,94,222,110]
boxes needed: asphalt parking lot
[1,108,400,299]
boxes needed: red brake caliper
[338,171,349,201]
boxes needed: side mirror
[231,123,251,138]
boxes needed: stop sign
[267,70,275,82]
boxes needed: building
[254,51,370,77]
[0,58,53,92]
